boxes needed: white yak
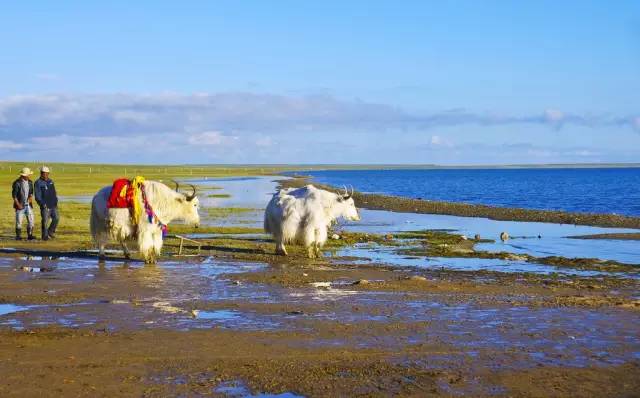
[90,180,200,263]
[264,185,360,258]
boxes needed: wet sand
[1,175,639,397]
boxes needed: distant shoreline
[2,160,639,171]
[278,163,640,172]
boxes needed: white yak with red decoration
[90,179,200,263]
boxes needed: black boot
[15,228,22,241]
[27,227,36,241]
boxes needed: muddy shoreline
[1,253,639,397]
[279,177,640,229]
[568,232,640,240]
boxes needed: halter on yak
[106,176,168,238]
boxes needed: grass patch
[168,225,263,235]
[207,193,232,198]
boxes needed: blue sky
[0,1,639,164]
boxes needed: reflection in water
[107,262,167,288]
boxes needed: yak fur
[264,185,360,258]
[90,180,200,263]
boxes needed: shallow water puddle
[289,287,361,301]
[341,209,640,264]
[477,238,640,266]
[215,381,304,398]
[185,309,283,331]
[334,243,624,277]
[195,309,241,320]
[0,304,29,316]
[0,256,124,273]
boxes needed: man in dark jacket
[12,167,35,240]
[34,166,59,241]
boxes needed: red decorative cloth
[107,178,133,209]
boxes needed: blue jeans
[40,206,59,239]
[15,205,34,234]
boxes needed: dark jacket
[34,178,58,208]
[11,178,34,210]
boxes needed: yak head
[335,186,360,221]
[171,180,201,227]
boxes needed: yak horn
[341,185,349,197]
[170,179,180,192]
[349,185,354,197]
[186,184,197,201]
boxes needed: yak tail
[90,203,97,240]
[264,212,272,234]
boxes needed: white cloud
[112,110,152,123]
[0,140,23,150]
[187,131,238,146]
[0,93,637,142]
[0,92,637,164]
[429,135,454,148]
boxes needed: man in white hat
[11,167,36,240]
[34,165,59,241]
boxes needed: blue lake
[294,168,640,217]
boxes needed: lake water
[186,176,640,266]
[294,168,640,217]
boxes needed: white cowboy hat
[19,167,33,176]
[40,166,50,173]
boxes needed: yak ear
[336,195,344,202]
[176,197,185,203]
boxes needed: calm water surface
[296,168,640,217]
